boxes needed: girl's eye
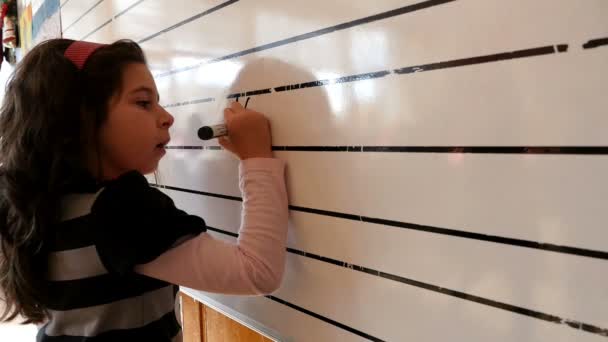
[136,100,152,109]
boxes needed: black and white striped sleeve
[90,171,206,275]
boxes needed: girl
[0,39,288,341]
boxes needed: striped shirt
[38,171,207,341]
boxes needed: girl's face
[96,63,174,179]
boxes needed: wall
[61,1,608,341]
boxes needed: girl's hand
[218,102,273,160]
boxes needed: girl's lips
[156,139,170,149]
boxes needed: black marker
[198,124,228,140]
[198,97,249,140]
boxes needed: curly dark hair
[0,38,146,324]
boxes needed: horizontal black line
[164,70,389,106]
[163,97,215,108]
[267,296,383,342]
[288,246,608,337]
[114,0,146,19]
[63,0,104,33]
[165,145,608,155]
[81,18,111,40]
[583,37,608,49]
[206,226,238,238]
[155,0,456,78]
[274,70,391,92]
[246,89,272,96]
[165,146,353,152]
[317,212,608,261]
[165,146,222,150]
[394,45,556,74]
[288,205,361,221]
[288,247,608,337]
[361,215,608,260]
[157,183,608,261]
[159,43,568,106]
[150,184,241,202]
[155,181,608,261]
[227,88,272,99]
[207,0,455,65]
[165,146,203,150]
[204,225,383,341]
[276,146,350,152]
[80,0,146,40]
[291,204,608,261]
[208,226,608,338]
[138,0,239,44]
[361,146,608,154]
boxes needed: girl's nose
[161,108,174,128]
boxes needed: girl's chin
[139,163,160,176]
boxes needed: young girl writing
[0,39,288,341]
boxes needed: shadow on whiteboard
[225,57,333,252]
[174,58,334,342]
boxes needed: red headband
[64,41,107,70]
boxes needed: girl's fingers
[218,137,235,153]
[230,101,244,113]
[224,107,235,120]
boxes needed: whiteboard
[63,0,608,340]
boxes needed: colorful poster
[17,1,32,54]
[31,0,59,43]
